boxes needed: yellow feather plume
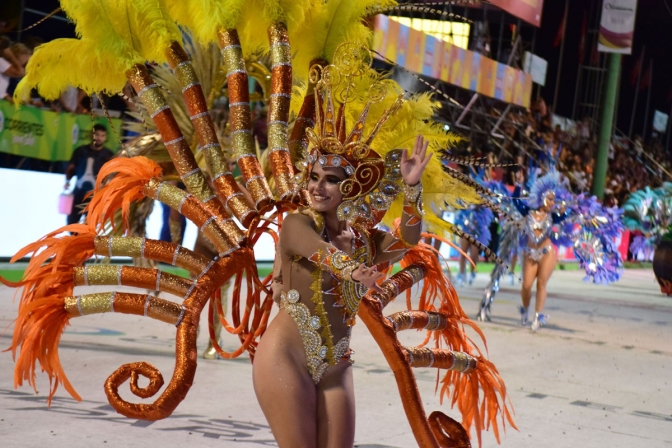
[165,0,310,57]
[290,0,397,82]
[14,39,134,102]
[165,0,246,46]
[334,66,481,239]
[126,0,182,63]
[235,0,311,57]
[15,0,182,102]
[290,81,309,121]
[59,0,138,63]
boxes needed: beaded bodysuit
[278,208,419,383]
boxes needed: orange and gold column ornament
[266,23,298,201]
[126,64,244,248]
[218,29,274,211]
[165,43,257,228]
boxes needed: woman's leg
[520,255,538,325]
[521,255,537,309]
[510,254,518,273]
[316,361,356,448]
[534,251,557,314]
[253,312,318,448]
[508,254,518,285]
[459,238,469,276]
[468,244,479,284]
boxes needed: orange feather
[86,156,163,232]
[10,295,81,403]
[398,235,515,445]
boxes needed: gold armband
[403,182,424,219]
[328,250,360,282]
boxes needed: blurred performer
[455,206,493,286]
[512,172,568,331]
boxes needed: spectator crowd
[2,33,670,208]
[483,97,671,206]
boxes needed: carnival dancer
[253,135,429,447]
[512,172,569,331]
[455,205,494,286]
[480,172,624,324]
[477,178,522,322]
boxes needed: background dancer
[455,205,494,286]
[513,172,568,331]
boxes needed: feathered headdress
[296,43,483,234]
[528,171,569,209]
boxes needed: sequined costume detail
[525,213,554,246]
[524,244,554,263]
[280,289,350,384]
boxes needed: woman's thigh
[536,251,557,286]
[521,255,538,290]
[253,313,317,448]
[316,360,355,448]
[469,244,480,262]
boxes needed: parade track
[1,268,670,447]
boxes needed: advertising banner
[439,41,453,81]
[422,35,437,77]
[430,38,444,79]
[372,13,388,54]
[479,57,497,98]
[373,15,532,108]
[653,111,669,133]
[488,0,544,27]
[523,51,548,86]
[0,100,122,161]
[384,16,400,62]
[448,46,465,88]
[406,28,425,73]
[598,0,638,54]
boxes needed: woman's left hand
[401,135,433,186]
[351,264,385,293]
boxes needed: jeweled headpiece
[529,171,569,209]
[297,43,406,227]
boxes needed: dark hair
[0,36,11,53]
[92,123,107,133]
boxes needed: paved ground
[1,266,671,447]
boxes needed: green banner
[0,100,122,162]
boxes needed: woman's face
[307,162,347,213]
[542,192,556,210]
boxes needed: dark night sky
[5,0,672,141]
[534,0,672,140]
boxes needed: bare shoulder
[285,208,323,234]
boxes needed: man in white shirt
[1,42,31,100]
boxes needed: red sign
[489,0,544,27]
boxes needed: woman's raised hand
[351,264,384,293]
[401,135,433,186]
